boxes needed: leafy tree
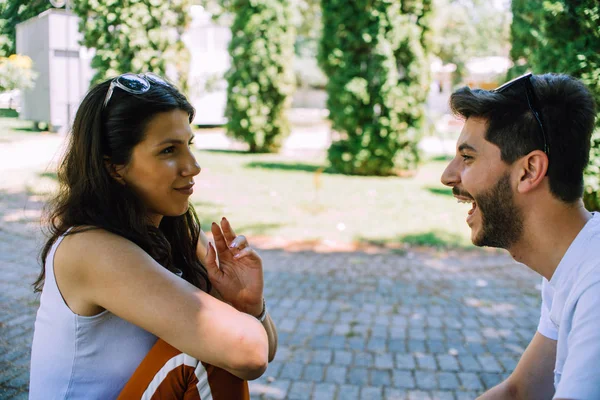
[0,54,38,92]
[431,0,511,85]
[225,0,295,153]
[73,0,192,88]
[0,0,52,57]
[509,0,600,210]
[318,0,431,175]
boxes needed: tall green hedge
[225,0,295,153]
[510,0,600,210]
[318,0,431,175]
[73,0,192,88]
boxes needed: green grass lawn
[0,108,44,143]
[1,108,476,249]
[189,148,474,249]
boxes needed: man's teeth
[457,199,474,204]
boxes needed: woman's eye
[161,146,175,155]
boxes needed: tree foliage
[318,0,431,175]
[0,54,38,92]
[509,0,600,210]
[431,0,511,84]
[0,0,52,57]
[73,0,192,89]
[225,0,295,153]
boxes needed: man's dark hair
[450,73,596,203]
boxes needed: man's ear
[516,150,548,194]
[103,156,126,185]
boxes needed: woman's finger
[229,235,248,251]
[220,217,237,244]
[211,222,230,254]
[233,247,260,261]
[204,242,221,278]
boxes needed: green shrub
[225,0,295,153]
[510,0,600,210]
[318,0,431,175]
[73,0,192,87]
[0,54,37,92]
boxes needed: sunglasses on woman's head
[491,72,549,158]
[103,73,170,108]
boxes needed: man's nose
[441,158,459,187]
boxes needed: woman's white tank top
[29,231,157,399]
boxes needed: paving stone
[415,354,437,370]
[395,354,416,370]
[436,355,460,372]
[334,350,353,366]
[392,370,416,389]
[414,371,437,390]
[338,384,360,400]
[370,369,392,386]
[437,372,459,390]
[288,381,314,400]
[312,350,333,365]
[384,387,407,400]
[279,362,304,380]
[457,355,481,372]
[431,391,456,400]
[375,354,395,370]
[303,364,325,382]
[313,383,336,400]
[348,367,370,386]
[354,352,375,367]
[458,372,484,391]
[324,366,346,384]
[361,386,383,400]
[407,390,432,400]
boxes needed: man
[441,73,599,399]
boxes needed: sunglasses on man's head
[491,72,549,158]
[103,72,170,108]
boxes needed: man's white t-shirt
[537,212,600,399]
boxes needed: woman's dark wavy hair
[450,73,596,203]
[34,75,211,293]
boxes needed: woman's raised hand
[204,218,264,317]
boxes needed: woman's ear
[103,156,126,185]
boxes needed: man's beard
[472,172,524,249]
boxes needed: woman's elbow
[231,327,269,380]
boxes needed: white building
[16,9,94,132]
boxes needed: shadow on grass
[199,149,251,156]
[39,172,58,181]
[13,126,43,133]
[245,161,327,173]
[356,230,471,250]
[428,154,454,162]
[426,187,453,197]
[236,222,284,236]
[245,161,375,177]
[0,108,18,118]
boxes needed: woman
[29,73,277,399]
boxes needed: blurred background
[1,1,599,399]
[3,0,597,249]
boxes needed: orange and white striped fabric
[118,339,250,400]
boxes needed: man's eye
[161,146,175,155]
[461,154,473,161]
